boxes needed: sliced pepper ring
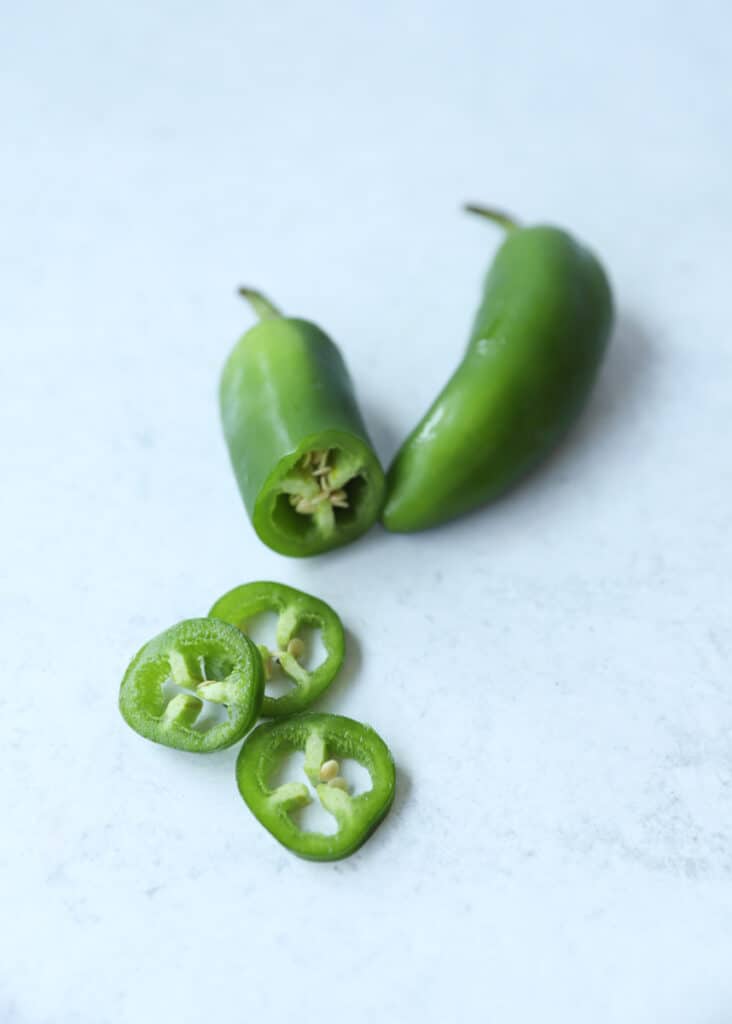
[236,713,396,860]
[209,581,345,718]
[119,618,264,752]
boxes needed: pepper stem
[238,286,282,321]
[463,203,519,232]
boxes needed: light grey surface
[2,1,731,1021]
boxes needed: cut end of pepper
[279,447,365,540]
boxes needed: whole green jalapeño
[209,581,345,718]
[383,205,614,531]
[119,618,264,752]
[220,289,385,557]
[236,713,396,861]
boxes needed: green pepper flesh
[236,713,396,861]
[119,618,264,752]
[209,581,345,718]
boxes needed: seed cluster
[318,757,349,792]
[289,449,349,516]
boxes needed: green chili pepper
[220,289,386,557]
[382,205,614,532]
[209,581,345,718]
[236,713,396,861]
[119,618,264,752]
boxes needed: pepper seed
[319,759,340,782]
[287,637,305,659]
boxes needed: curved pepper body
[209,580,345,718]
[221,310,385,556]
[382,225,613,531]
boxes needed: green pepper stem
[463,203,519,232]
[238,287,282,321]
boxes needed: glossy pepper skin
[119,618,264,752]
[220,290,385,556]
[209,581,345,718]
[382,206,614,532]
[236,713,396,861]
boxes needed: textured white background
[2,1,731,1021]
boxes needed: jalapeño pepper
[220,290,385,556]
[209,581,345,718]
[119,618,264,752]
[382,205,614,531]
[236,713,396,860]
